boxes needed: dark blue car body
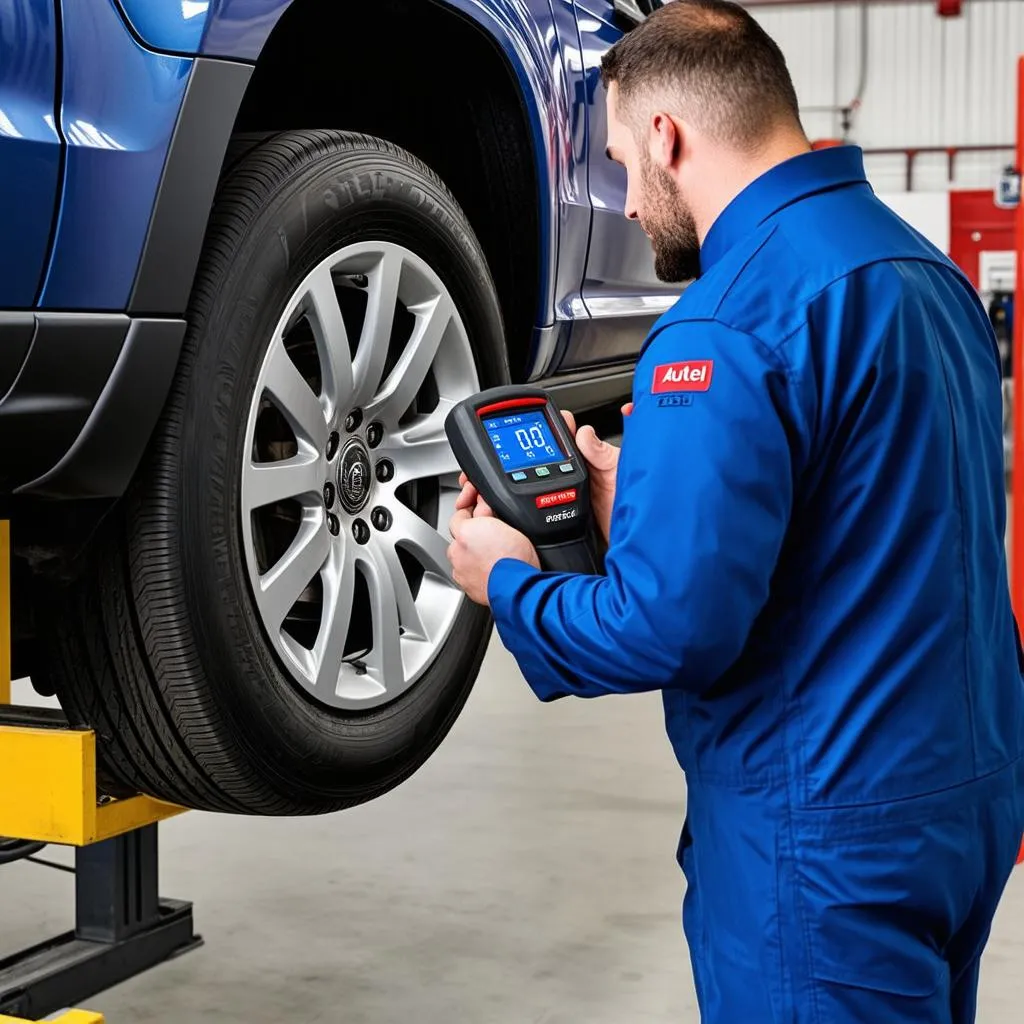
[0,0,675,501]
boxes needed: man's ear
[650,112,682,171]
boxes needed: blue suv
[1,0,675,814]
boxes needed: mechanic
[447,2,1024,1021]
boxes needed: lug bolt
[326,431,340,460]
[375,459,395,483]
[345,408,363,433]
[371,507,392,532]
[324,482,336,507]
[366,422,383,448]
[327,513,340,536]
[352,519,371,545]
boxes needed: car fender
[116,0,568,325]
[114,0,211,53]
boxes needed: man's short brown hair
[600,0,803,151]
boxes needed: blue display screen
[482,409,564,473]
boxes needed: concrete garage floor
[3,633,1024,1023]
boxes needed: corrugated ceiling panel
[749,0,1022,191]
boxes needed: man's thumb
[575,424,615,470]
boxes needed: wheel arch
[130,0,565,383]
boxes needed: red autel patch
[652,360,714,393]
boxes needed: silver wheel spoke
[390,402,460,483]
[373,294,453,421]
[390,503,453,581]
[264,342,329,451]
[352,249,402,408]
[242,452,322,513]
[307,264,354,414]
[361,544,404,687]
[313,543,357,697]
[375,537,428,642]
[257,512,331,631]
[393,432,460,482]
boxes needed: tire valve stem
[352,519,370,544]
[371,507,392,532]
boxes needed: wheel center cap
[338,438,373,514]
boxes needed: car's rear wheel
[35,131,507,814]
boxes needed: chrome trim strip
[568,294,679,319]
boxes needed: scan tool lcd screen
[482,410,565,473]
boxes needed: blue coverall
[488,146,1024,1023]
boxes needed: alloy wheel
[240,242,479,710]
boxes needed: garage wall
[749,0,1022,193]
[874,190,950,249]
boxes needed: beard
[639,153,701,283]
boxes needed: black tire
[36,131,508,815]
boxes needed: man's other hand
[560,404,632,543]
[447,506,540,606]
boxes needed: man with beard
[446,2,1024,1022]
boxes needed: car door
[0,0,63,306]
[559,0,682,371]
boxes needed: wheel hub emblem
[338,439,372,514]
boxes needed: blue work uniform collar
[699,145,870,274]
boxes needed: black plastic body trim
[0,314,129,492]
[0,313,35,398]
[0,313,185,498]
[129,57,253,316]
[20,318,186,498]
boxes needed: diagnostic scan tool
[444,386,603,574]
